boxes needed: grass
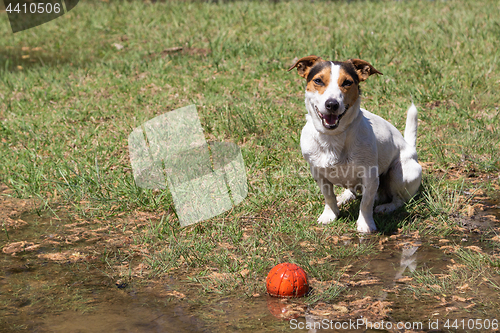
[1,0,500,318]
[145,214,375,296]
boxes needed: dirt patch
[0,183,157,277]
[161,46,211,57]
[0,184,35,231]
[2,181,500,332]
[2,241,40,254]
[144,46,212,61]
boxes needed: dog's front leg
[357,176,379,233]
[313,169,340,224]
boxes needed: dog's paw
[336,189,356,207]
[356,216,377,233]
[317,209,338,225]
[374,203,397,214]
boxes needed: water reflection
[395,245,419,280]
[298,240,424,333]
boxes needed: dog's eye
[342,79,353,87]
[313,78,324,85]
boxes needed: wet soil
[2,183,500,332]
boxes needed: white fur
[301,64,422,233]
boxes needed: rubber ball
[266,263,309,298]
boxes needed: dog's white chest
[300,119,347,167]
[300,119,378,189]
[302,144,347,169]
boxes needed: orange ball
[266,263,309,298]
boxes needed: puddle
[2,225,500,332]
[0,232,199,332]
[0,247,284,332]
[279,236,500,332]
[2,185,500,332]
[0,194,286,332]
[2,278,206,332]
[0,186,205,332]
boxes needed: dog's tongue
[324,114,338,125]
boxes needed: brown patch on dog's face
[306,62,331,95]
[337,64,360,108]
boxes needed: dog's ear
[288,55,323,78]
[349,59,383,81]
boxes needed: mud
[2,183,500,332]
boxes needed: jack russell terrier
[289,56,422,233]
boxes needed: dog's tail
[404,103,418,147]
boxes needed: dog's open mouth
[315,104,349,129]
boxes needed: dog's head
[289,56,382,134]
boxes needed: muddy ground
[2,183,500,332]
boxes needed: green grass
[1,0,500,305]
[142,213,375,296]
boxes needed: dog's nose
[325,99,339,112]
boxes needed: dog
[288,55,422,233]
